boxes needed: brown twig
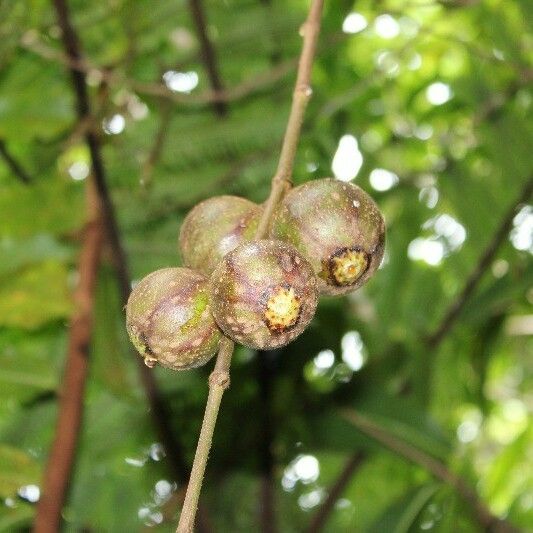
[142,0,229,191]
[133,57,296,106]
[257,351,277,533]
[176,336,235,533]
[0,138,32,184]
[33,187,103,533]
[307,451,367,533]
[427,175,533,349]
[49,1,211,531]
[340,409,517,533]
[176,2,324,531]
[21,35,296,107]
[139,0,228,194]
[140,99,173,189]
[254,0,324,238]
[188,0,227,116]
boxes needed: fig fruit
[126,268,221,370]
[269,178,385,296]
[209,240,318,349]
[179,195,262,276]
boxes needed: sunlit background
[0,0,532,531]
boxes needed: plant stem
[307,451,366,533]
[0,138,32,184]
[177,337,234,532]
[33,185,103,533]
[21,33,297,109]
[255,0,324,239]
[426,174,533,349]
[52,3,212,530]
[188,0,227,117]
[257,350,277,533]
[177,2,324,531]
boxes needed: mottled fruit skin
[179,195,262,276]
[269,178,385,296]
[209,240,318,350]
[126,268,221,370]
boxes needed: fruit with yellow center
[209,240,318,349]
[324,247,369,286]
[269,178,385,296]
[126,268,222,370]
[264,285,301,332]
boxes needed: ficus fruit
[209,240,318,350]
[269,178,385,296]
[179,195,262,276]
[126,268,221,370]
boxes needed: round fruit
[269,178,385,296]
[126,268,221,370]
[209,240,318,350]
[179,195,262,276]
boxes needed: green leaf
[368,483,440,533]
[91,266,137,399]
[0,445,41,499]
[0,260,72,329]
[0,502,34,532]
[0,234,72,277]
[0,179,84,238]
[312,392,452,462]
[0,327,63,402]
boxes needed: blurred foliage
[0,0,532,531]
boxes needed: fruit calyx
[319,246,370,287]
[263,284,302,332]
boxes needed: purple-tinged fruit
[269,178,385,296]
[126,268,221,370]
[179,195,262,276]
[209,240,318,350]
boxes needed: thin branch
[142,0,228,194]
[140,99,173,189]
[123,57,296,107]
[177,2,324,531]
[257,351,277,533]
[33,186,103,533]
[255,0,324,238]
[21,35,296,107]
[0,139,32,184]
[307,451,367,533]
[50,2,211,531]
[188,0,227,116]
[427,175,533,349]
[340,409,517,533]
[177,337,235,533]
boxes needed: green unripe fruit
[269,178,385,296]
[126,268,222,370]
[209,240,318,350]
[179,195,262,276]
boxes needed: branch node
[209,370,230,389]
[272,174,291,187]
[295,83,313,98]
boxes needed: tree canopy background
[0,0,532,531]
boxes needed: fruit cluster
[126,178,385,370]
